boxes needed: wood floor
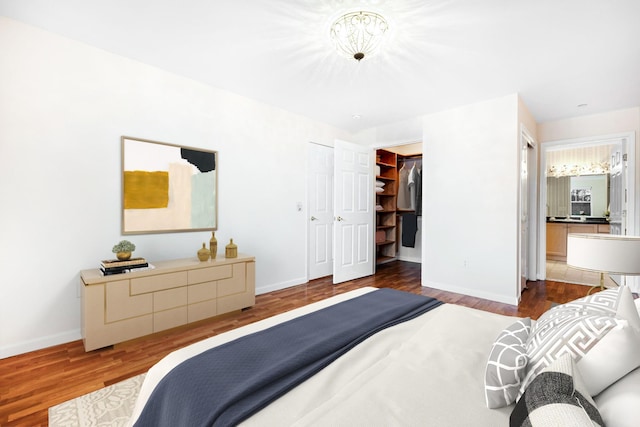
[0,261,591,426]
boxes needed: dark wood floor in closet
[0,260,590,426]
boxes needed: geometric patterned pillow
[484,318,532,408]
[564,287,640,332]
[510,353,604,427]
[520,286,640,398]
[564,288,621,315]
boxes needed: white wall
[0,18,351,358]
[421,94,521,305]
[537,108,640,143]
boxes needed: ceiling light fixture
[330,11,389,62]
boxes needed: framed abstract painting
[121,136,218,234]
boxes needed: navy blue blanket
[134,288,443,427]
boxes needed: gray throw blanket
[134,288,443,427]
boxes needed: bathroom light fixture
[330,11,389,61]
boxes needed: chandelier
[329,11,389,61]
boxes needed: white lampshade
[567,233,640,275]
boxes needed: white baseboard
[422,280,519,306]
[256,276,308,295]
[1,329,81,359]
[397,255,422,264]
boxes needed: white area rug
[49,374,145,427]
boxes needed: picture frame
[121,136,218,234]
[570,188,592,216]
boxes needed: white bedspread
[130,287,516,426]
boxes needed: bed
[127,286,640,427]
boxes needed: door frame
[519,125,537,296]
[538,131,637,284]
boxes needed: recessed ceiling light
[352,114,362,120]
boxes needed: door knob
[336,216,345,221]
[310,216,318,221]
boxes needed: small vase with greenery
[112,240,136,260]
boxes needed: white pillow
[520,286,640,397]
[594,366,640,427]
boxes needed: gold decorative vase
[209,231,218,259]
[116,251,132,261]
[197,243,210,262]
[225,239,238,258]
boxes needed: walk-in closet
[375,143,423,267]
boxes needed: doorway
[307,141,421,283]
[539,132,636,289]
[384,143,424,265]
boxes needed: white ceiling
[2,0,639,132]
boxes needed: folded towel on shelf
[375,180,385,187]
[375,187,384,193]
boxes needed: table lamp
[567,233,640,294]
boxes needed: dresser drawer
[218,263,247,297]
[188,300,217,323]
[131,271,187,294]
[188,264,232,285]
[105,279,153,323]
[153,306,188,332]
[188,281,217,304]
[154,287,187,311]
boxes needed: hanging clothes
[407,163,417,211]
[414,166,422,216]
[406,161,423,216]
[401,213,418,247]
[397,162,411,210]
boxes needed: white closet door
[333,139,374,284]
[307,143,333,280]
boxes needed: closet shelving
[376,149,398,265]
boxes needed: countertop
[546,217,609,225]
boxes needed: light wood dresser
[80,254,255,351]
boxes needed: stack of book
[100,257,149,275]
